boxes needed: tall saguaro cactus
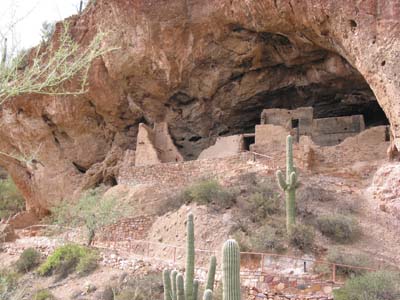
[163,213,217,300]
[222,239,241,300]
[276,135,299,234]
[185,213,195,300]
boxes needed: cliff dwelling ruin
[135,106,390,166]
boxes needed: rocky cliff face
[0,0,398,214]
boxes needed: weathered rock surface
[0,0,398,213]
[371,163,400,218]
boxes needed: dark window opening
[243,135,255,151]
[385,126,391,142]
[291,119,299,128]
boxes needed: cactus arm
[185,213,195,300]
[163,269,173,300]
[276,170,288,190]
[288,172,297,189]
[193,279,199,300]
[286,135,294,177]
[171,270,178,300]
[206,256,217,291]
[222,239,241,300]
[203,289,213,300]
[177,274,185,300]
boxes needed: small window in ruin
[243,135,255,151]
[291,119,299,129]
[385,126,391,142]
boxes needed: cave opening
[168,30,390,159]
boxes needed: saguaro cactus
[185,213,195,300]
[222,239,241,300]
[171,270,178,300]
[163,213,217,300]
[206,256,217,291]
[164,269,173,300]
[276,135,298,234]
[203,289,213,300]
[177,274,185,300]
[193,280,199,300]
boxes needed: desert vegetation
[334,271,400,300]
[0,176,25,219]
[51,187,130,245]
[38,244,98,278]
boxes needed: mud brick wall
[119,152,274,188]
[95,216,153,242]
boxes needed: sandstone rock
[0,0,397,213]
[371,163,400,218]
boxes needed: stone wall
[135,122,183,167]
[135,124,161,166]
[198,135,245,159]
[260,107,369,146]
[252,124,290,151]
[95,216,153,243]
[312,115,365,146]
[119,152,273,188]
[261,107,314,136]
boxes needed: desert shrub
[115,272,163,300]
[32,289,55,300]
[316,214,361,243]
[288,224,315,251]
[312,263,332,276]
[298,186,334,203]
[37,244,98,277]
[52,187,130,245]
[182,179,235,208]
[115,288,145,300]
[76,251,99,276]
[241,179,282,222]
[336,199,361,215]
[246,191,281,222]
[327,248,371,277]
[0,177,25,219]
[0,269,19,299]
[333,271,400,300]
[15,247,41,273]
[234,224,286,253]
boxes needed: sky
[0,0,84,51]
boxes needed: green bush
[182,179,235,208]
[0,269,19,299]
[246,191,281,222]
[76,251,99,276]
[235,223,286,253]
[15,247,41,273]
[288,224,315,251]
[327,248,371,277]
[316,214,361,243]
[32,289,55,300]
[37,244,98,277]
[0,177,25,219]
[333,271,400,300]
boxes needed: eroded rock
[0,0,398,213]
